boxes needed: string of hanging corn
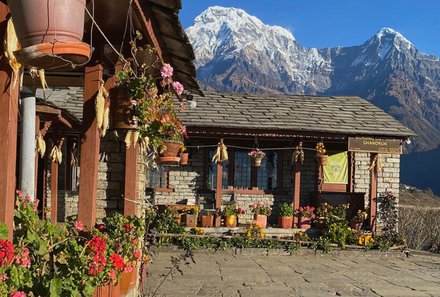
[95,84,110,137]
[212,142,228,163]
[369,154,382,173]
[36,132,46,158]
[50,146,62,164]
[29,67,48,98]
[4,18,23,89]
[124,130,141,149]
[292,148,304,165]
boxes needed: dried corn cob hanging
[50,146,62,164]
[36,131,46,158]
[4,18,22,89]
[212,141,228,163]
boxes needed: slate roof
[36,88,84,121]
[178,92,415,138]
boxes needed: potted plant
[316,141,328,166]
[182,206,199,227]
[248,149,266,167]
[180,146,189,165]
[314,202,333,229]
[295,206,315,229]
[223,205,245,228]
[249,200,272,228]
[8,0,91,69]
[350,210,367,230]
[278,203,294,229]
[199,210,214,228]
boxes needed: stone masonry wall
[353,152,371,207]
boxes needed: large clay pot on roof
[8,0,90,70]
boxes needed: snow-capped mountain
[186,6,440,152]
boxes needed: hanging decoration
[212,142,228,163]
[369,154,383,173]
[248,149,265,167]
[36,132,46,158]
[4,18,23,89]
[50,146,62,164]
[316,141,328,166]
[96,83,110,137]
[124,130,140,149]
[29,67,48,98]
[292,147,304,165]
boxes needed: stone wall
[353,152,371,207]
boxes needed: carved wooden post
[78,64,103,227]
[369,153,378,231]
[0,3,19,240]
[293,142,302,227]
[124,143,139,216]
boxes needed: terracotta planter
[200,215,214,227]
[214,215,221,227]
[317,154,328,166]
[9,0,91,69]
[298,216,312,230]
[350,220,361,230]
[184,214,197,227]
[254,215,267,228]
[175,213,182,225]
[94,281,120,297]
[119,269,137,297]
[109,86,138,130]
[157,142,181,164]
[251,156,264,167]
[180,152,189,165]
[279,216,293,229]
[225,215,237,228]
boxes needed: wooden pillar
[124,143,139,216]
[214,139,224,226]
[0,4,19,240]
[34,115,41,199]
[369,153,378,231]
[78,64,103,227]
[50,134,64,223]
[293,142,302,226]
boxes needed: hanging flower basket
[109,86,138,130]
[248,149,265,167]
[317,154,328,166]
[9,0,91,69]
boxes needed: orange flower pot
[279,216,293,229]
[180,152,189,165]
[317,154,328,166]
[200,215,214,227]
[298,216,312,230]
[225,215,237,228]
[184,214,197,227]
[119,269,137,297]
[94,281,120,297]
[254,215,267,228]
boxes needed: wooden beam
[124,143,139,216]
[34,115,41,199]
[50,134,64,223]
[78,64,103,227]
[36,104,61,115]
[293,142,302,227]
[369,153,378,231]
[0,4,19,240]
[214,139,224,226]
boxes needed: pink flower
[0,273,7,281]
[134,250,141,259]
[172,81,184,96]
[15,190,23,197]
[15,247,31,268]
[11,292,26,297]
[74,220,84,231]
[124,264,133,272]
[161,63,173,78]
[108,269,117,281]
[25,194,31,202]
[132,239,138,245]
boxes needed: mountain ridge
[186,6,440,152]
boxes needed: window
[148,166,170,189]
[207,150,229,189]
[257,151,278,190]
[207,148,279,191]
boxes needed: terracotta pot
[350,220,361,230]
[251,156,264,167]
[94,281,120,297]
[200,215,214,227]
[109,86,138,130]
[254,215,267,228]
[214,215,221,227]
[160,141,181,157]
[119,269,137,296]
[184,214,197,227]
[225,215,237,228]
[9,0,90,69]
[175,213,182,225]
[298,216,312,230]
[279,216,293,229]
[317,154,328,166]
[180,152,189,165]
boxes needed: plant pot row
[94,269,138,297]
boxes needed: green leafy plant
[279,203,294,217]
[223,204,245,216]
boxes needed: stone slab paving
[143,249,440,297]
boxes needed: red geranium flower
[109,253,125,271]
[88,236,107,254]
[0,239,14,267]
[124,224,133,232]
[134,250,141,259]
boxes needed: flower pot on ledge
[94,281,120,297]
[119,269,137,297]
[200,215,214,227]
[183,214,197,227]
[180,152,189,165]
[298,216,312,230]
[278,216,293,229]
[254,215,267,228]
[317,154,328,166]
[225,215,237,228]
[9,0,91,69]
[157,141,181,165]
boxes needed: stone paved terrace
[144,249,440,297]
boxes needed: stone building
[147,92,415,228]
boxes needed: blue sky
[180,0,440,56]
